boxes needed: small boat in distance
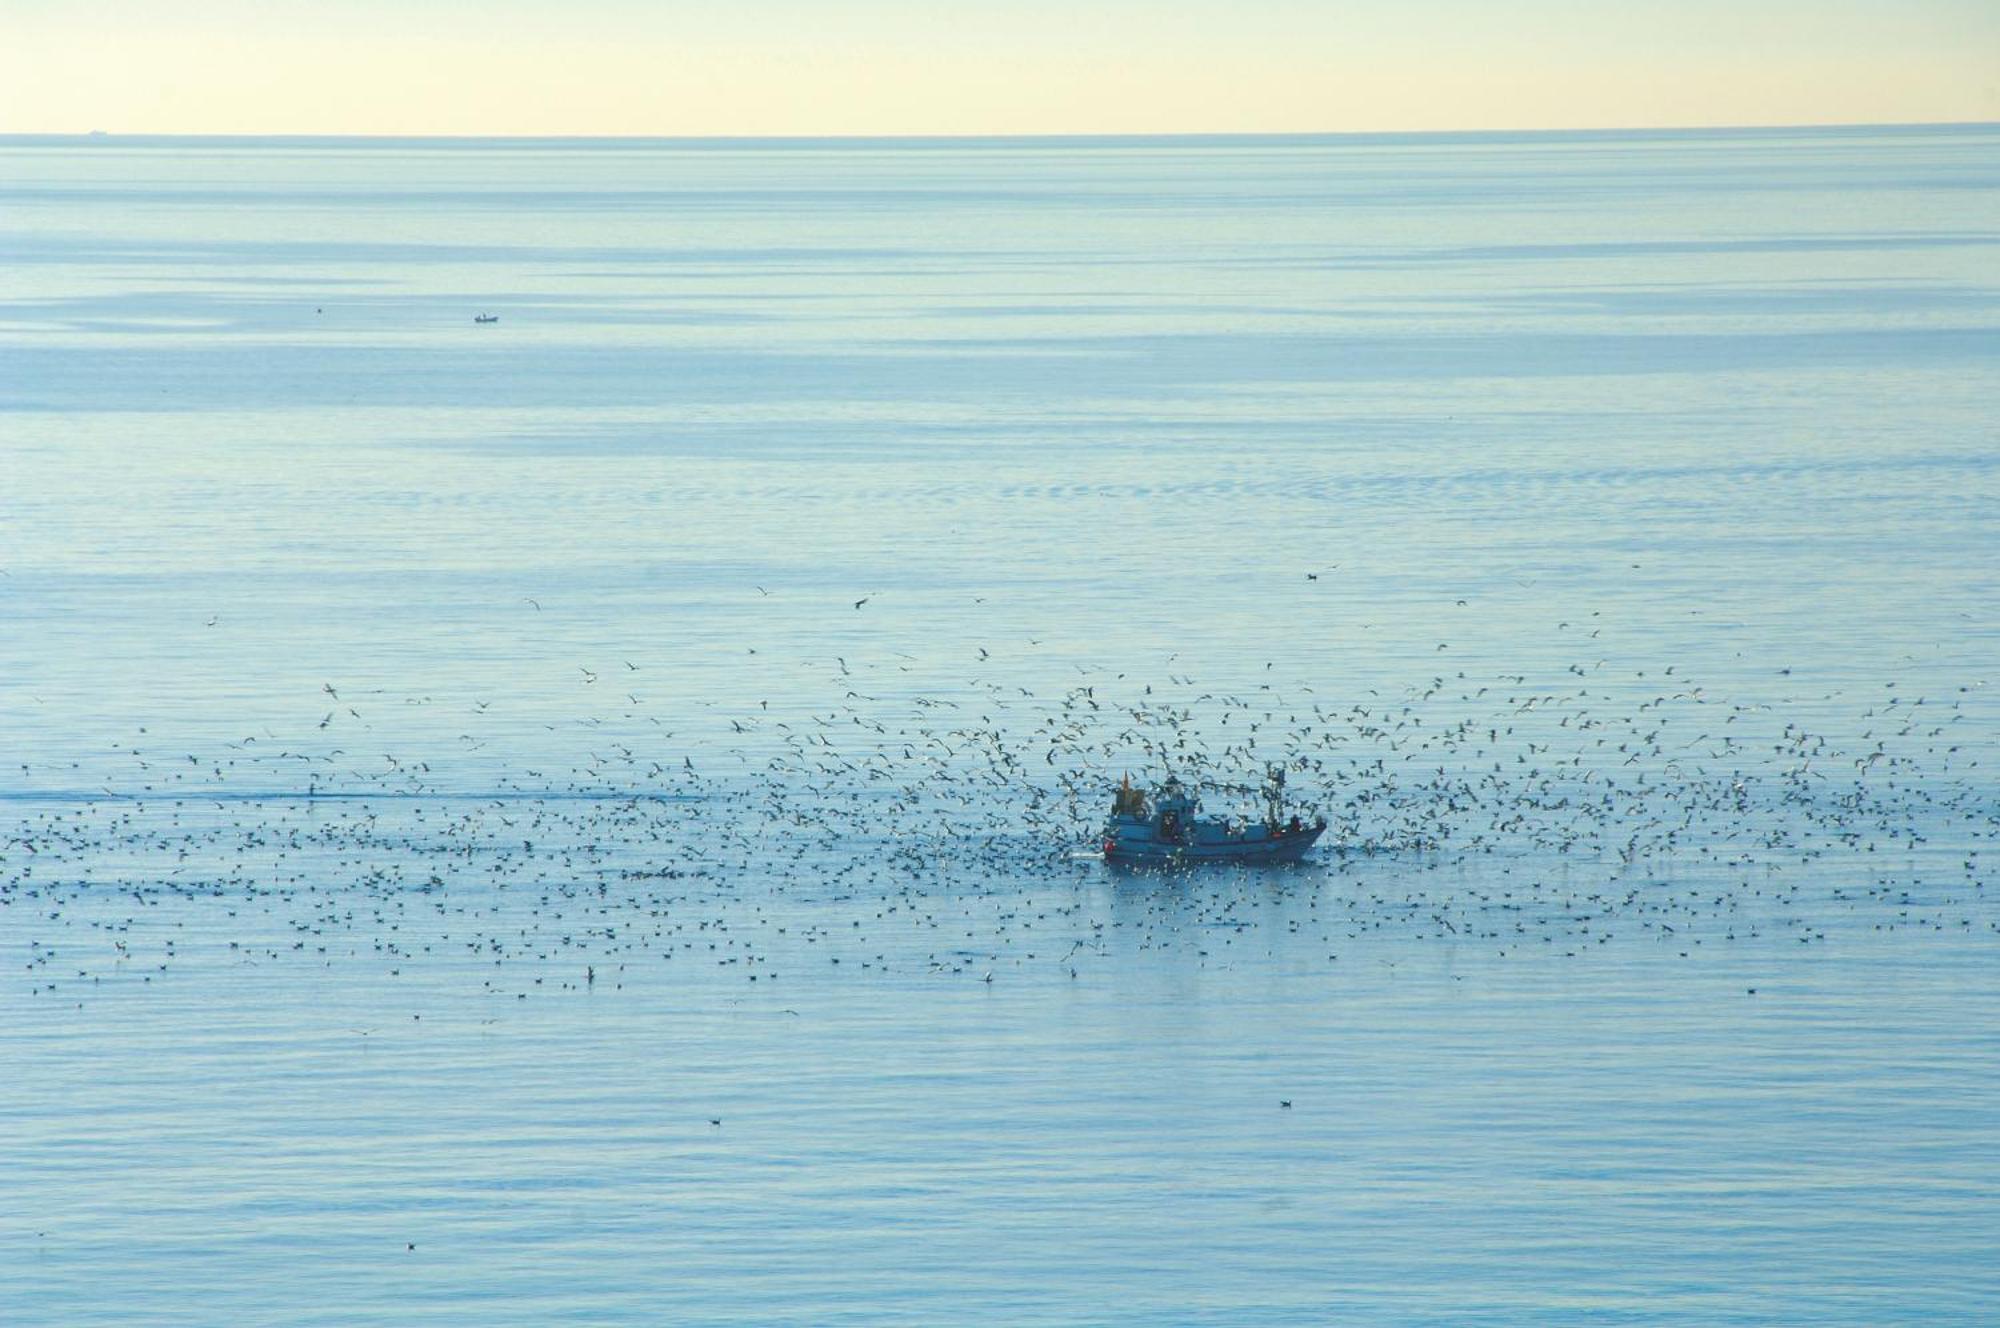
[1102,768,1326,865]
[473,314,499,324]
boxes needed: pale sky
[3,0,1996,136]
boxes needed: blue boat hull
[1103,822,1325,866]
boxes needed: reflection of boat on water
[1102,768,1326,865]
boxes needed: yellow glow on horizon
[2,2,1995,136]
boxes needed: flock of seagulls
[3,623,1992,1005]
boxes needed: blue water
[2,125,1997,1324]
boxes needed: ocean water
[2,125,1997,1324]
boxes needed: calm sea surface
[2,126,1998,1324]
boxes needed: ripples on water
[2,125,1997,1323]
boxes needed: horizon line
[3,119,1995,148]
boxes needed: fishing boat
[473,313,499,324]
[1102,768,1326,865]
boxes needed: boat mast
[1263,764,1285,826]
